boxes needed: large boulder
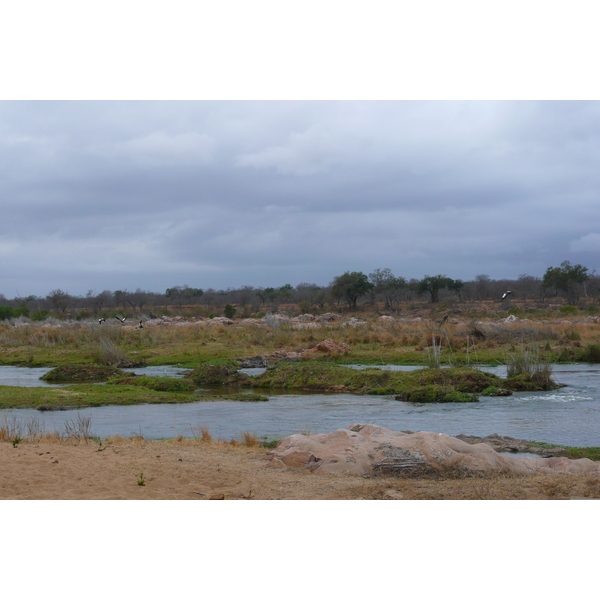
[266,424,600,477]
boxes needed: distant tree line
[0,261,597,320]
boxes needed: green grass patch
[394,385,478,403]
[107,375,196,392]
[240,362,508,400]
[528,441,600,461]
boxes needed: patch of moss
[394,385,478,403]
[222,393,269,402]
[480,386,512,396]
[40,364,126,382]
[187,362,249,386]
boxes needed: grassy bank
[2,309,600,369]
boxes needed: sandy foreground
[2,437,600,500]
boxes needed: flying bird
[115,315,127,323]
[501,291,513,301]
[98,318,105,324]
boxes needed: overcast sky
[2,100,600,297]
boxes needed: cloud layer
[1,100,599,296]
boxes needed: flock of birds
[98,316,144,328]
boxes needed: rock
[236,356,271,368]
[343,317,368,327]
[292,314,316,322]
[315,313,341,322]
[502,315,520,323]
[266,424,599,477]
[292,322,322,330]
[209,317,233,325]
[302,338,351,358]
[315,338,350,353]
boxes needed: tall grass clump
[505,346,558,390]
[578,343,600,363]
[193,425,213,443]
[62,414,94,442]
[90,337,146,367]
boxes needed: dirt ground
[2,437,600,500]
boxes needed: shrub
[223,304,237,319]
[560,305,577,315]
[0,306,15,320]
[578,344,600,363]
[505,347,558,390]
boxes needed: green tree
[277,283,293,302]
[256,287,277,305]
[414,275,454,303]
[447,278,464,301]
[542,261,589,304]
[368,268,407,309]
[330,271,374,309]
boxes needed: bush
[560,305,577,315]
[0,306,14,320]
[223,304,237,319]
[31,310,49,321]
[505,347,558,390]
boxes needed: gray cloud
[1,100,600,296]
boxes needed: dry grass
[2,306,600,367]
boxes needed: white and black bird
[115,315,127,323]
[98,318,105,324]
[501,291,513,301]
[136,320,144,329]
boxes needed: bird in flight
[98,318,105,324]
[501,291,513,301]
[115,315,127,323]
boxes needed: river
[1,364,599,446]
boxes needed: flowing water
[1,364,600,446]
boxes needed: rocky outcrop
[266,424,599,477]
[302,338,350,358]
[239,338,350,366]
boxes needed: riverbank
[2,435,599,500]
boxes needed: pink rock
[266,424,600,477]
